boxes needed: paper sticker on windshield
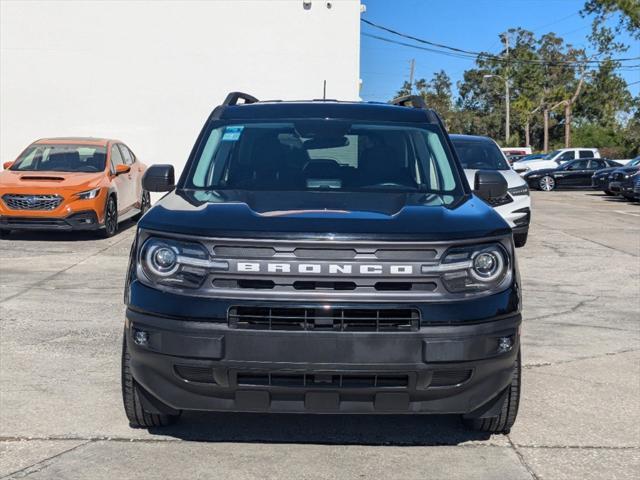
[222,126,244,141]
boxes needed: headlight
[508,185,529,196]
[138,237,228,289]
[422,243,511,294]
[76,187,101,200]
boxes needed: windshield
[11,144,107,173]
[451,139,510,171]
[184,120,463,194]
[629,158,640,167]
[543,150,561,160]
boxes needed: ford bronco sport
[122,93,522,434]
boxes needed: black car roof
[211,100,440,124]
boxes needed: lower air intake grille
[237,372,409,389]
[228,306,420,332]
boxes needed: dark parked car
[523,158,619,191]
[121,93,522,434]
[633,172,640,201]
[609,158,640,200]
[591,159,633,195]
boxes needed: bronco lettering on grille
[236,262,414,275]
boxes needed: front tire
[121,334,179,428]
[101,196,118,238]
[538,176,555,191]
[133,190,150,221]
[463,351,521,434]
[604,190,614,196]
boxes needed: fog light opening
[498,336,513,353]
[133,329,149,346]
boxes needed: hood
[139,189,511,240]
[592,167,619,176]
[463,168,525,188]
[523,167,557,178]
[512,159,557,171]
[0,170,104,192]
[614,166,640,174]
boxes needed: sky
[359,0,640,102]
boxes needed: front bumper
[611,181,635,196]
[591,177,609,191]
[0,210,101,231]
[125,306,521,415]
[494,194,531,232]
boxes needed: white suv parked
[512,148,600,175]
[451,134,531,247]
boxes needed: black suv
[122,93,522,434]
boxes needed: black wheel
[0,229,10,239]
[538,176,555,191]
[121,333,179,428]
[514,231,528,248]
[604,190,614,196]
[133,190,150,221]
[463,350,521,434]
[101,196,118,238]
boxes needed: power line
[362,32,640,71]
[361,18,640,66]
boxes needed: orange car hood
[0,170,105,192]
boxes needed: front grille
[228,306,420,332]
[2,194,63,211]
[237,372,409,389]
[143,235,498,301]
[488,194,513,207]
[430,369,472,387]
[610,172,625,182]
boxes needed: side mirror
[115,164,131,175]
[143,164,175,192]
[3,161,14,170]
[474,170,508,203]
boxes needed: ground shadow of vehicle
[1,219,137,242]
[148,411,492,445]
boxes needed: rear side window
[579,150,593,159]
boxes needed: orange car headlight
[75,188,101,200]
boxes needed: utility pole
[409,58,415,93]
[503,33,510,146]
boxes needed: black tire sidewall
[103,196,117,237]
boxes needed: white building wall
[0,0,361,175]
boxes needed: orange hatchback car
[0,138,149,238]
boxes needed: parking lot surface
[1,191,639,479]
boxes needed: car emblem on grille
[26,196,37,206]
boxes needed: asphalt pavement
[1,191,639,479]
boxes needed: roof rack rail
[389,95,427,109]
[222,91,259,106]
